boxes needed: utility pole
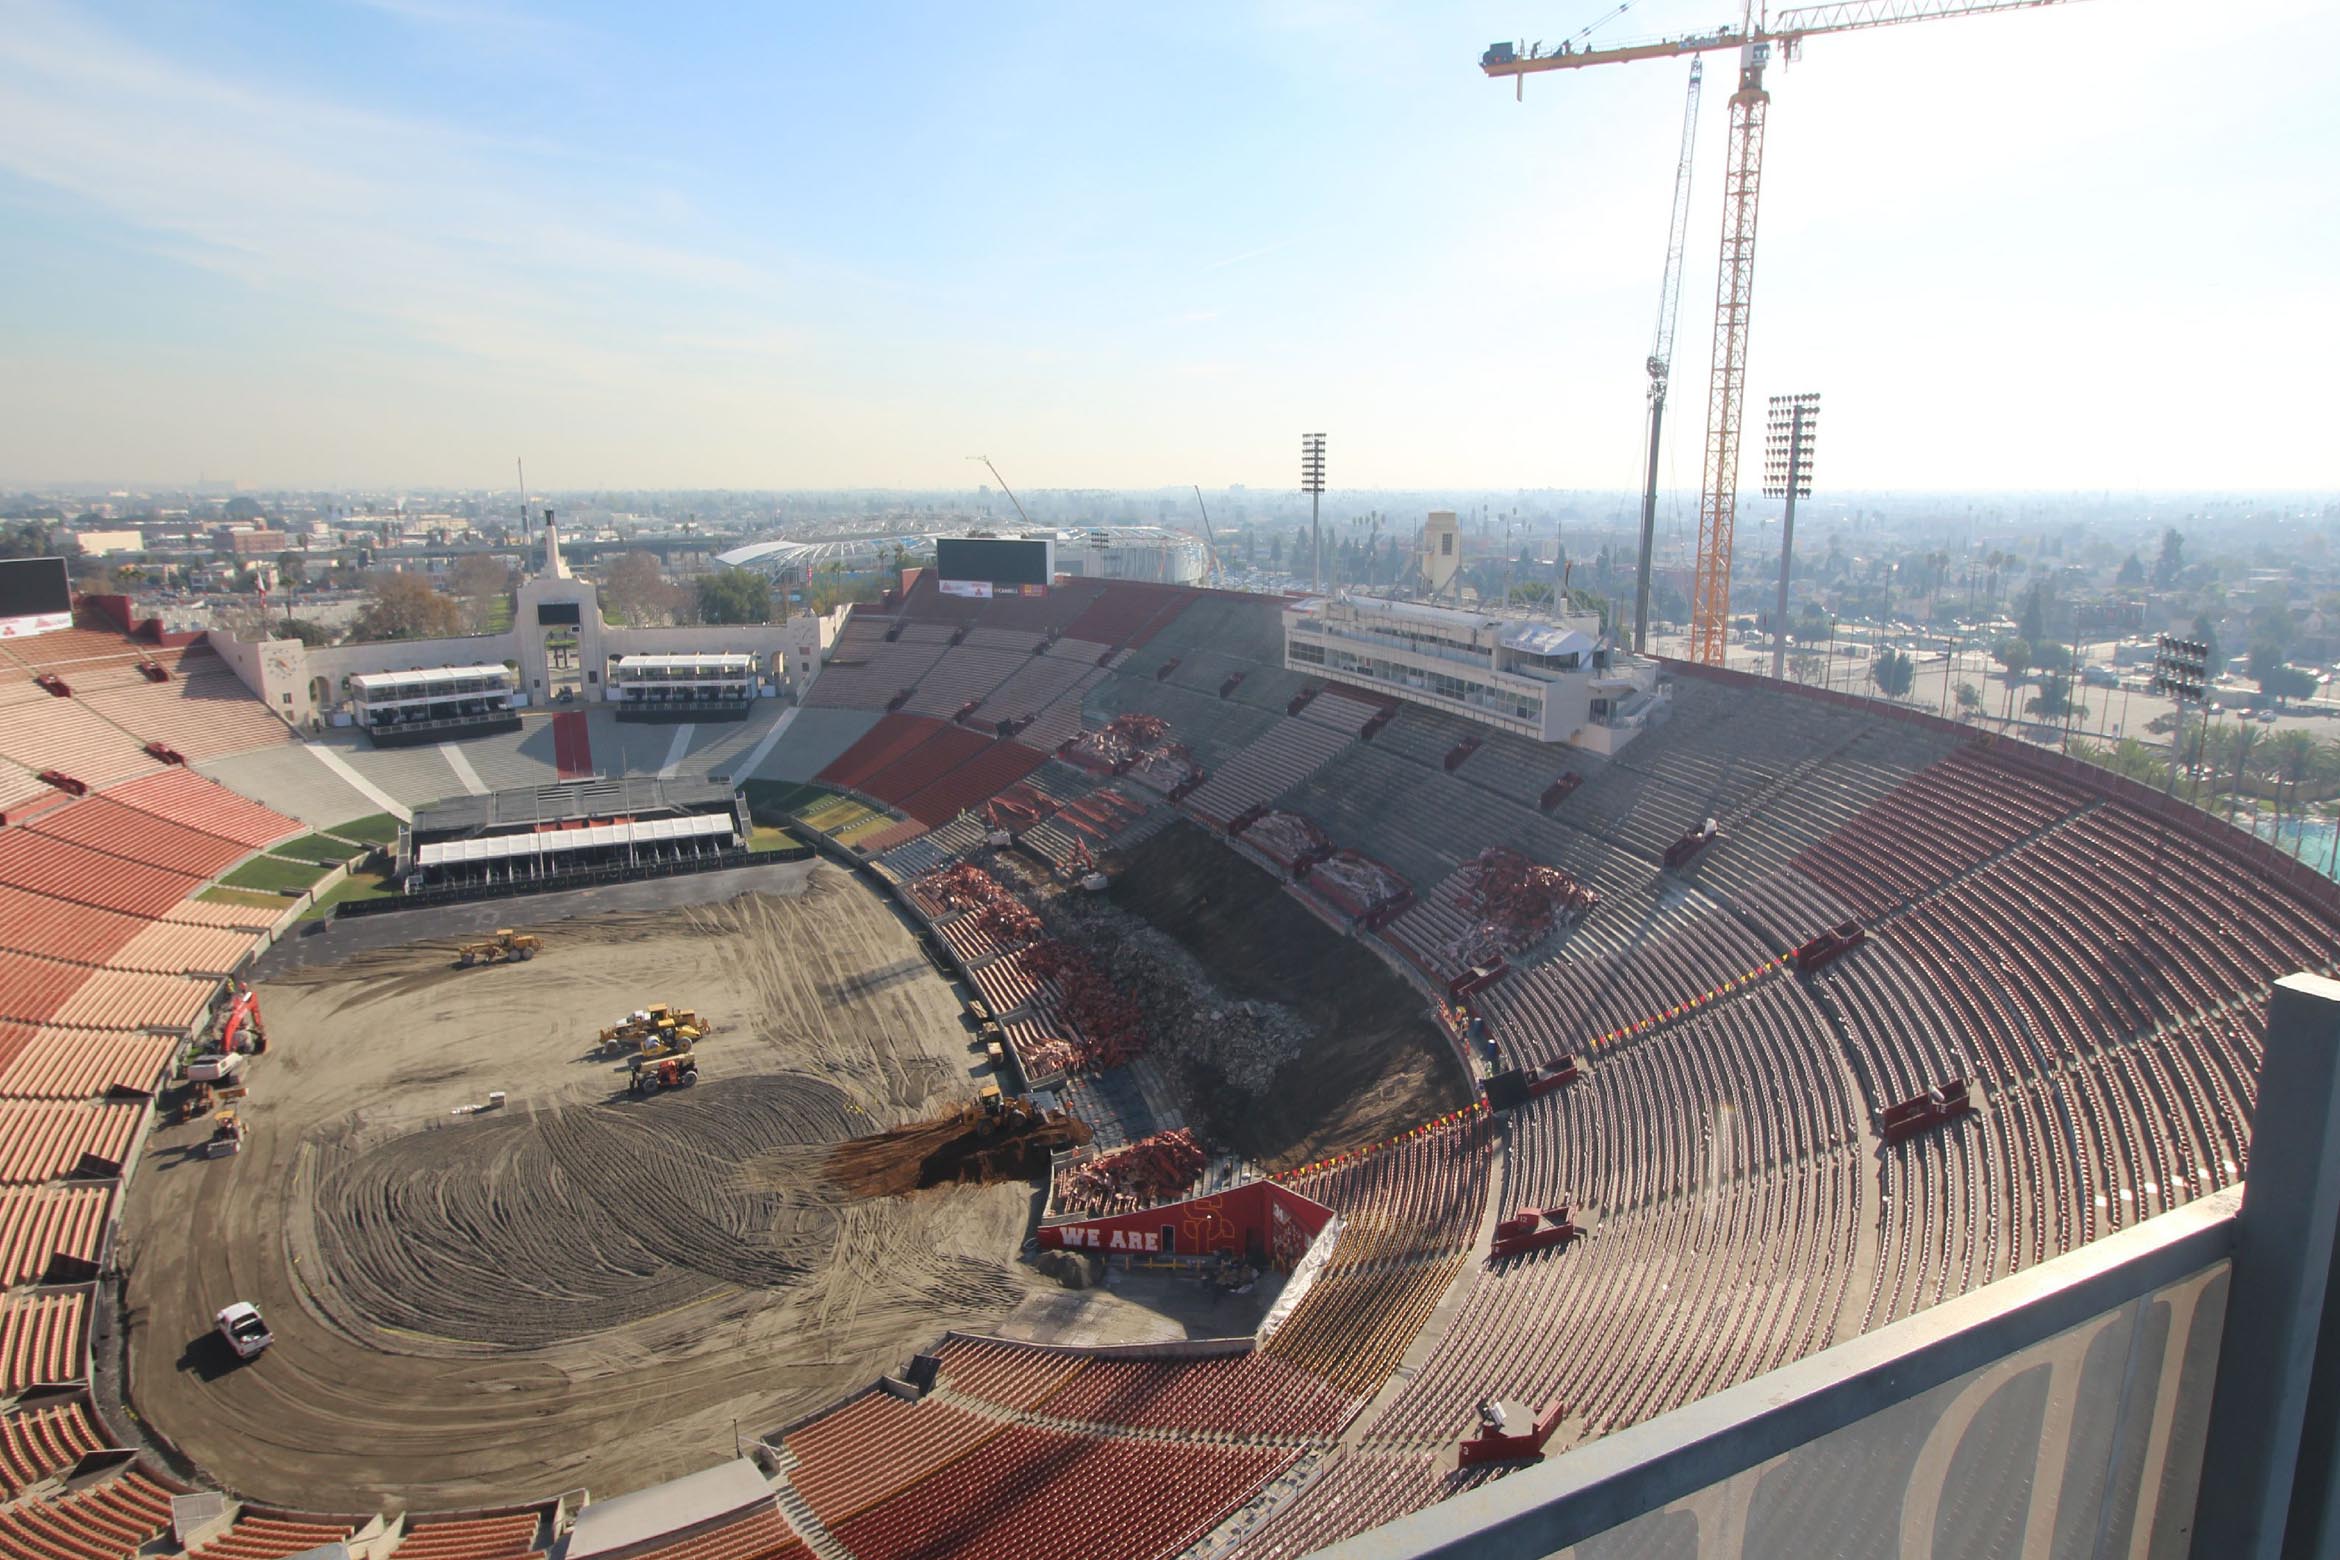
[1765,393,1819,680]
[1301,434,1327,593]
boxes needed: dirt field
[117,863,1052,1510]
[1106,822,1471,1168]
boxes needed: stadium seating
[0,1394,112,1497]
[0,1185,113,1285]
[191,1511,359,1560]
[0,1465,180,1560]
[391,1509,549,1560]
[0,1289,89,1393]
[831,1423,1292,1560]
[0,588,2321,1556]
[618,1506,808,1560]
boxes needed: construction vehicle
[215,1301,273,1360]
[205,1110,246,1158]
[629,1022,708,1068]
[629,1051,700,1094]
[596,1003,713,1051]
[457,929,542,968]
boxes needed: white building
[1052,526,1207,585]
[212,515,832,730]
[348,665,519,746]
[607,652,757,720]
[1284,593,1665,752]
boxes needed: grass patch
[302,869,397,919]
[326,812,402,846]
[748,825,796,853]
[221,854,334,893]
[741,780,840,824]
[200,886,289,910]
[270,832,362,866]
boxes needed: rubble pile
[1050,895,1306,1096]
[1054,1128,1209,1216]
[1064,712,1173,773]
[1022,939,1147,1068]
[1125,741,1201,794]
[1309,851,1411,921]
[1454,847,1598,962]
[926,862,1021,915]
[1243,810,1332,870]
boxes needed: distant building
[1285,593,1665,752]
[72,529,145,557]
[1422,511,1461,595]
[222,527,289,557]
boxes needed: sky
[0,0,2332,494]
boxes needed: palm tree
[2268,729,2322,845]
[2223,722,2261,825]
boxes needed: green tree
[1994,637,2032,719]
[276,618,334,648]
[2221,720,2263,824]
[2027,674,2082,722]
[2153,528,2184,587]
[601,550,682,626]
[2073,736,2163,787]
[2017,580,2050,646]
[2266,729,2323,838]
[1871,648,1915,698]
[276,551,307,589]
[352,572,465,641]
[446,553,515,633]
[697,567,774,624]
[1955,681,1983,716]
[2117,552,2145,586]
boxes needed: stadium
[0,532,2328,1560]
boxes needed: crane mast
[1634,57,1701,655]
[1482,0,2093,666]
[1691,21,1769,666]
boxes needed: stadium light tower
[2146,632,2212,907]
[1301,433,1327,594]
[1764,393,1819,680]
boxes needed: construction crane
[1633,57,1701,655]
[1190,485,1226,586]
[1484,0,2092,666]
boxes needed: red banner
[1039,1179,1335,1263]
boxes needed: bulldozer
[457,929,542,968]
[629,1050,700,1094]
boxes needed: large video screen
[0,557,73,638]
[936,537,1053,593]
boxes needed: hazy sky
[0,0,2331,494]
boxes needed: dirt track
[118,865,1046,1510]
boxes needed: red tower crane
[1483,0,2094,665]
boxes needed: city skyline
[1,0,2332,494]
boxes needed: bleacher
[0,588,2325,1557]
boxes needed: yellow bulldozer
[456,929,542,968]
[598,1003,718,1054]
